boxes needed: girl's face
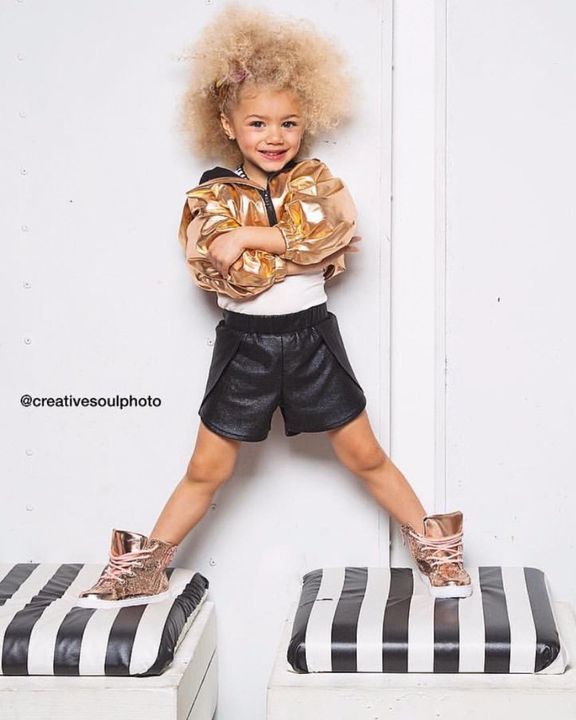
[220,84,305,186]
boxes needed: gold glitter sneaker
[400,511,473,598]
[75,528,179,609]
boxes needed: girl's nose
[266,128,284,143]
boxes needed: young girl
[76,3,472,608]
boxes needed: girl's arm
[233,226,286,254]
[209,160,357,267]
[207,160,358,284]
[212,226,360,281]
[205,225,285,276]
[179,160,358,299]
[179,193,288,300]
[274,161,357,277]
[284,238,361,276]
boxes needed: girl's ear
[219,112,234,140]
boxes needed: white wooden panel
[445,0,576,607]
[389,0,443,565]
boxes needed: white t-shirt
[217,270,327,315]
[216,165,327,315]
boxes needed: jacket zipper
[233,165,279,226]
[260,181,278,226]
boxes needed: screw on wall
[25,448,34,456]
[209,558,216,566]
[24,337,32,345]
[23,281,32,289]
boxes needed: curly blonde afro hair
[176,1,356,167]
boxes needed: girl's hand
[285,236,362,275]
[206,230,246,277]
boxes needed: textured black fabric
[198,303,367,442]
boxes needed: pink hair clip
[214,67,249,89]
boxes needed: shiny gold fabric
[178,158,357,300]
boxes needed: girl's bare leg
[148,421,242,545]
[327,410,427,534]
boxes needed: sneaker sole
[74,588,173,609]
[416,568,474,599]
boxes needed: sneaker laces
[100,546,156,584]
[402,527,464,569]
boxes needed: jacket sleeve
[275,161,357,267]
[178,185,288,300]
[322,250,347,282]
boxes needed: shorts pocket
[314,312,364,392]
[199,321,246,409]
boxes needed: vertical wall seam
[383,0,394,566]
[434,0,449,512]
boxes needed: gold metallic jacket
[178,157,357,300]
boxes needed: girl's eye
[248,121,298,128]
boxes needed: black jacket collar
[199,157,299,185]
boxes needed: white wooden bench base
[267,600,576,720]
[0,600,217,720]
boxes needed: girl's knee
[356,445,388,474]
[340,442,388,475]
[185,455,234,490]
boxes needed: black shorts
[198,302,367,442]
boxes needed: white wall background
[0,1,391,719]
[389,0,576,614]
[443,0,576,605]
[2,0,575,717]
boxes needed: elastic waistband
[222,302,328,333]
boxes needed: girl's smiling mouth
[259,149,287,159]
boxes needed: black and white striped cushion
[287,566,566,674]
[0,563,209,676]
